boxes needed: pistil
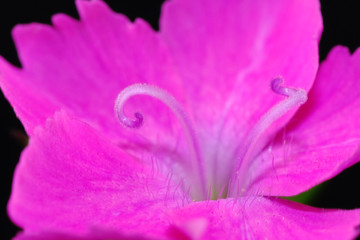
[230,77,308,196]
[114,83,207,200]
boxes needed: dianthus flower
[1,0,359,239]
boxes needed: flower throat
[114,78,307,201]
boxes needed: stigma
[114,78,308,201]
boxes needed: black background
[0,1,360,239]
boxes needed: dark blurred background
[0,0,359,239]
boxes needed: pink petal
[248,46,360,196]
[14,229,152,240]
[8,111,188,238]
[169,197,360,240]
[160,0,322,149]
[160,0,322,187]
[0,0,184,147]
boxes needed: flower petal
[14,229,152,240]
[248,46,360,196]
[8,111,188,238]
[169,197,360,240]
[160,0,322,187]
[0,0,184,146]
[160,0,322,146]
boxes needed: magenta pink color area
[249,46,360,196]
[8,112,187,239]
[0,0,359,239]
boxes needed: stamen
[231,77,307,196]
[114,83,207,200]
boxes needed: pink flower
[1,0,359,239]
